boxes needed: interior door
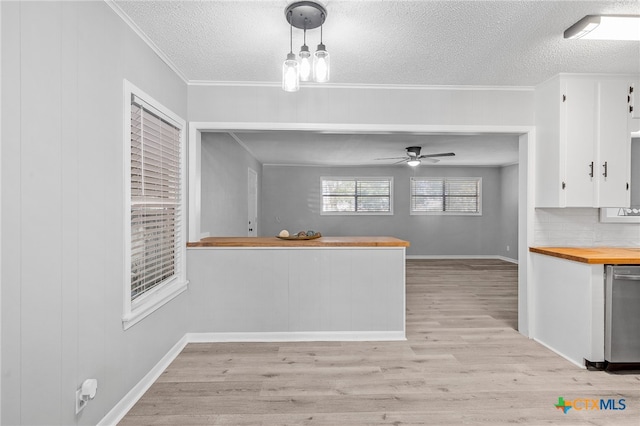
[248,168,258,236]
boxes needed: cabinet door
[563,78,597,207]
[596,80,631,207]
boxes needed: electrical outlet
[75,388,87,414]
[506,245,510,252]
[75,379,98,414]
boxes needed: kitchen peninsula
[186,236,410,341]
[530,247,640,367]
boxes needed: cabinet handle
[602,161,608,178]
[589,162,594,178]
[562,181,566,190]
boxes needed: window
[123,80,187,329]
[321,177,393,215]
[410,177,482,215]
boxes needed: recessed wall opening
[188,123,533,336]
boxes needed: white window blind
[130,99,182,300]
[321,177,393,214]
[123,81,187,329]
[411,177,482,215]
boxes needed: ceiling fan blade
[422,158,439,164]
[374,156,408,160]
[392,159,408,165]
[419,152,456,158]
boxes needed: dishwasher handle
[613,273,640,281]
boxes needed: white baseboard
[98,330,405,424]
[97,335,189,426]
[407,254,518,264]
[187,331,406,343]
[532,337,585,369]
[496,255,518,264]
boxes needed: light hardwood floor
[119,259,640,425]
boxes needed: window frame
[123,80,188,330]
[320,176,394,216]
[410,177,482,216]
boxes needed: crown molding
[104,0,189,84]
[105,0,533,92]
[188,80,535,91]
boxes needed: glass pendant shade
[282,52,299,92]
[313,43,330,83]
[299,46,312,82]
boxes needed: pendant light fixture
[299,29,312,82]
[283,1,328,91]
[282,11,300,92]
[313,21,330,83]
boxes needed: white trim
[123,79,188,329]
[497,255,519,264]
[320,176,394,216]
[409,176,482,216]
[532,338,586,369]
[187,331,406,343]
[97,335,189,426]
[228,132,258,159]
[104,1,188,84]
[187,80,534,92]
[188,124,201,242]
[190,121,531,135]
[188,121,536,338]
[122,280,189,330]
[407,255,517,263]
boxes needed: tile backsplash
[534,208,640,247]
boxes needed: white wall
[188,85,534,127]
[1,2,188,425]
[534,208,640,247]
[260,164,518,257]
[200,132,262,237]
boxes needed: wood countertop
[529,247,640,264]
[188,236,410,248]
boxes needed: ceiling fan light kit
[375,146,456,167]
[283,1,330,92]
[564,15,640,40]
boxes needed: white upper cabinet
[535,74,635,208]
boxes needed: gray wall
[498,164,519,260]
[262,164,518,257]
[1,2,188,425]
[632,138,639,206]
[200,133,262,237]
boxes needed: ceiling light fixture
[282,11,300,92]
[283,1,329,92]
[299,29,312,81]
[407,159,421,167]
[564,15,640,40]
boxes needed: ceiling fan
[375,146,455,166]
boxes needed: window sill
[122,279,189,330]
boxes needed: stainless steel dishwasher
[605,265,640,363]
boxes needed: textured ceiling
[112,0,638,166]
[113,0,640,86]
[219,131,520,167]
